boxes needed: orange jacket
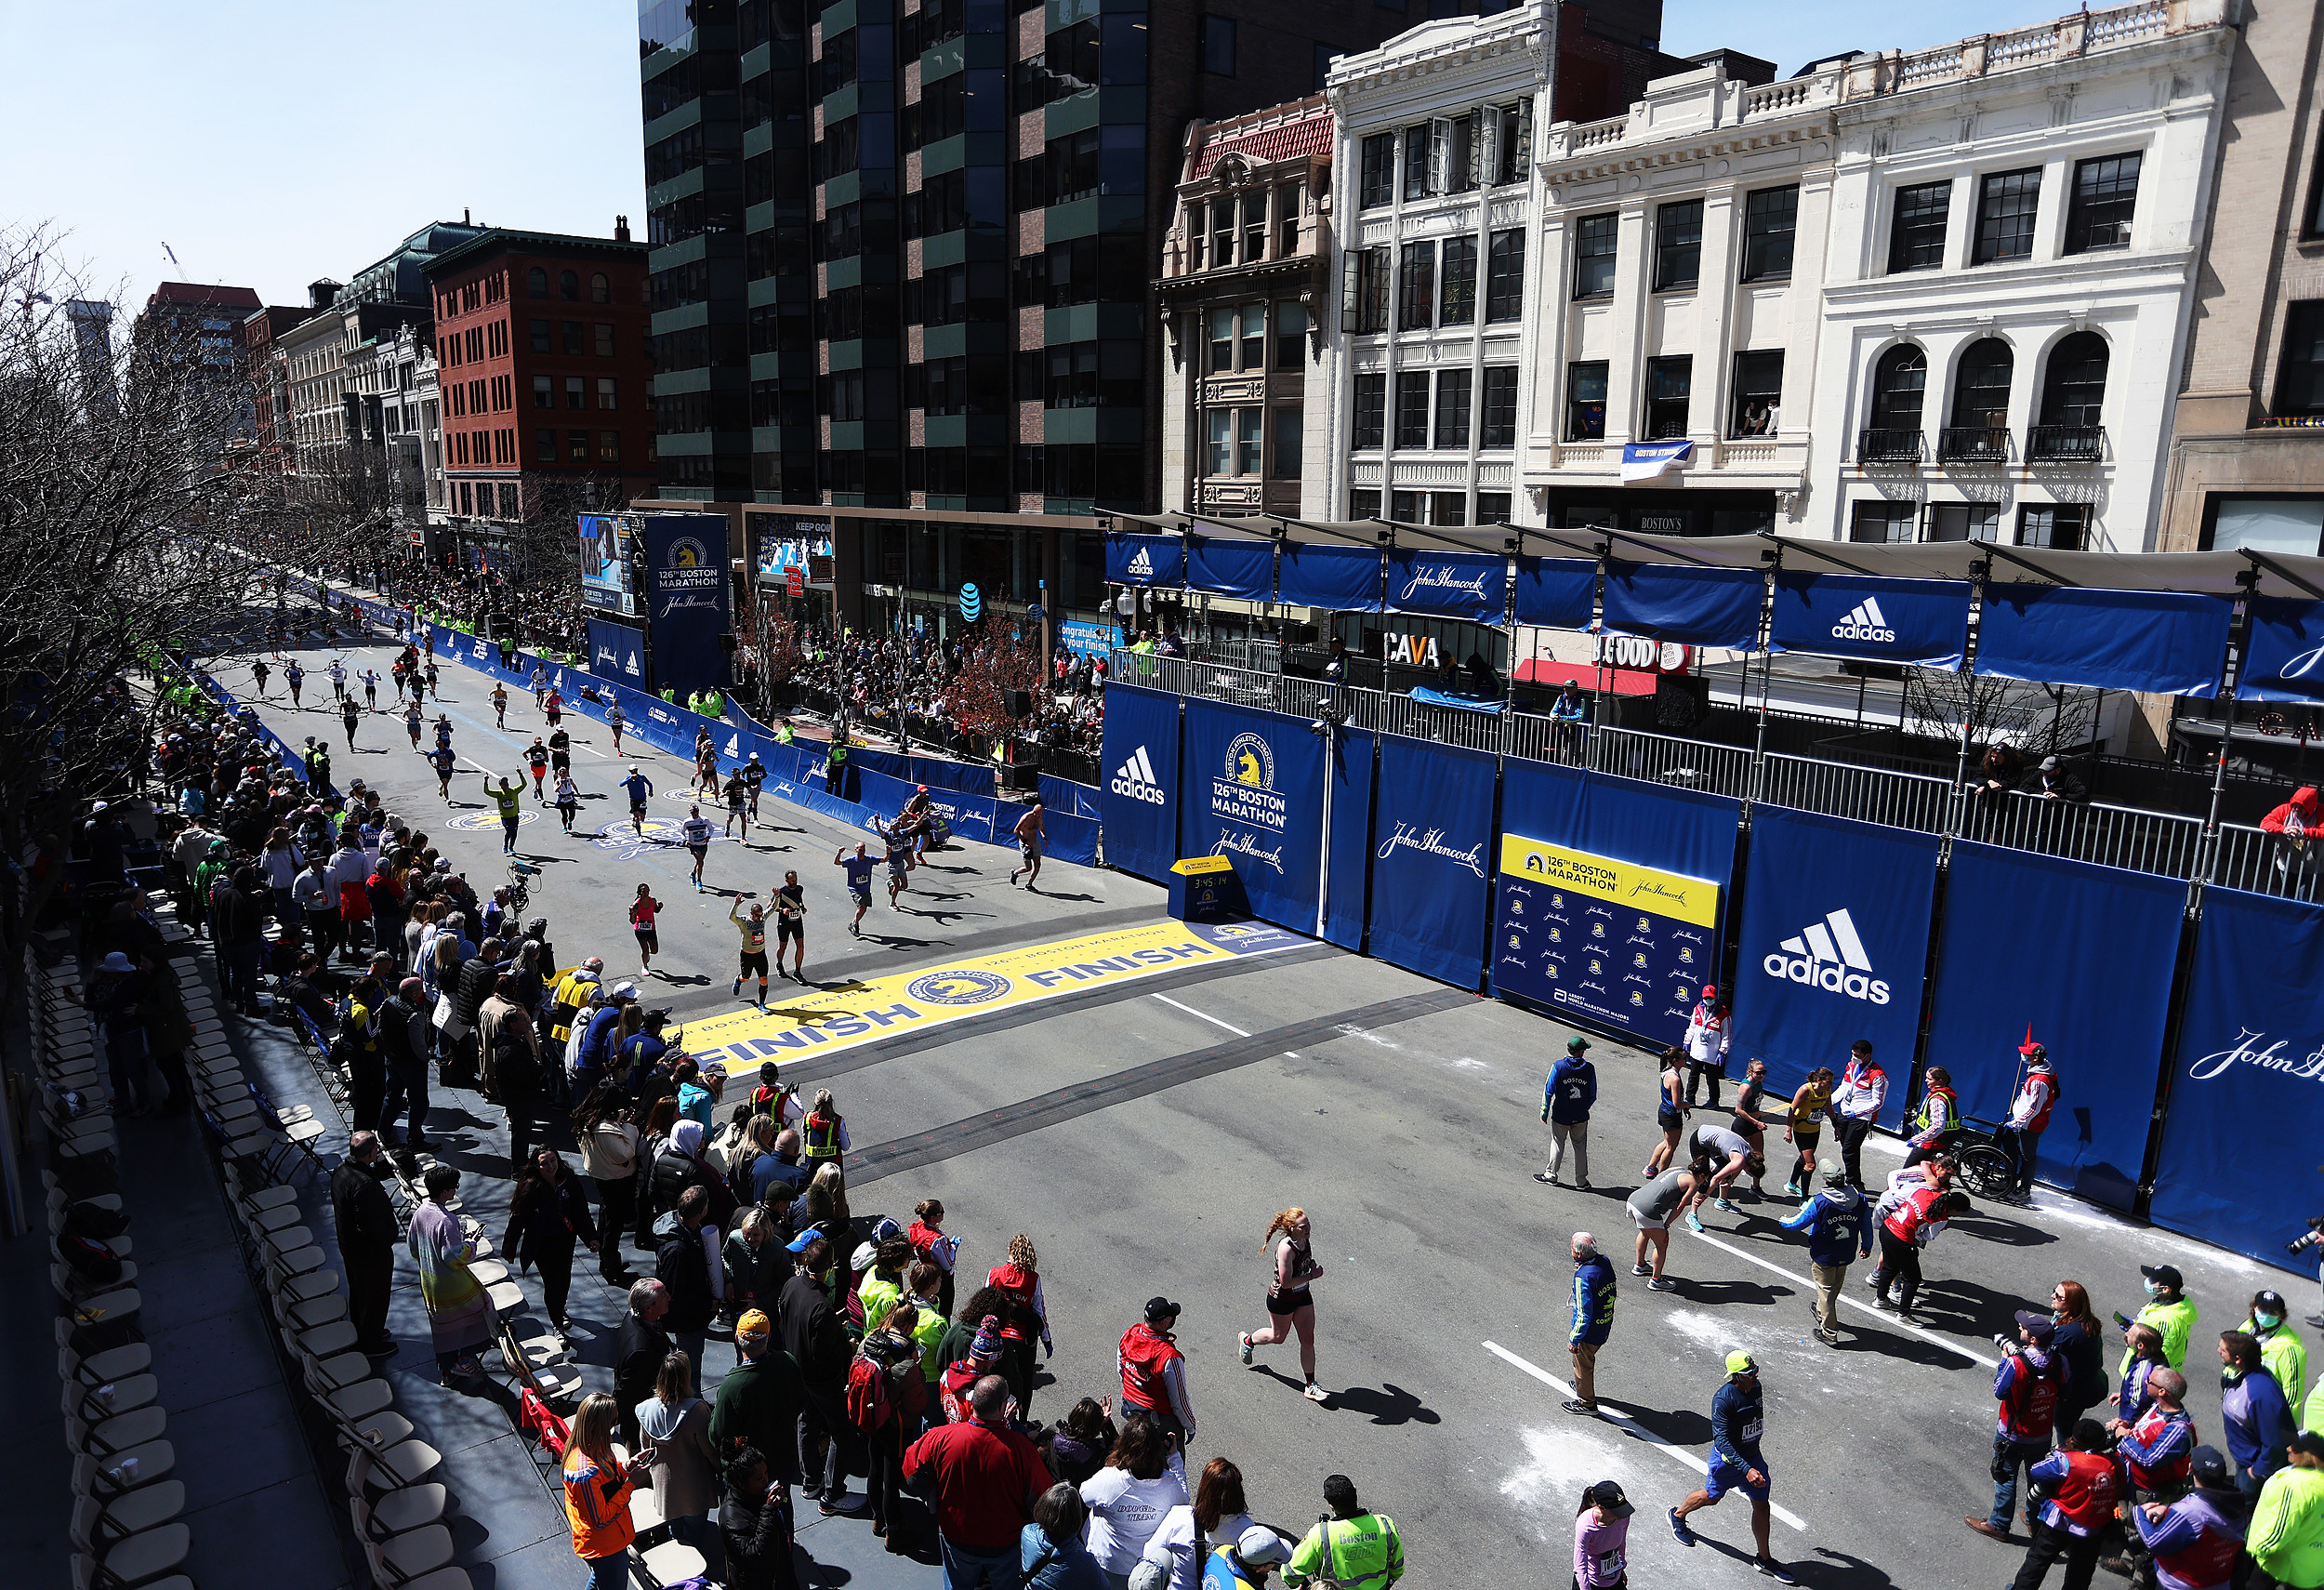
[561,1445,635,1560]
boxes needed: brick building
[241,305,312,479]
[420,226,656,530]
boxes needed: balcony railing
[1857,427,1925,463]
[2028,424,2106,461]
[1938,426,2013,463]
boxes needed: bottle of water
[95,1383,117,1407]
[107,1456,139,1486]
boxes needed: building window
[1654,200,1702,292]
[1201,15,1235,75]
[1186,204,1206,270]
[1926,503,2000,543]
[533,376,553,409]
[1392,490,1422,523]
[1210,201,1235,268]
[1206,408,1233,475]
[1353,245,1392,334]
[591,272,612,304]
[1394,371,1431,448]
[1353,374,1386,449]
[1279,182,1303,258]
[569,429,590,461]
[1404,126,1431,201]
[1492,101,1530,187]
[1863,343,1927,459]
[459,481,473,514]
[1566,361,1607,441]
[1360,133,1395,210]
[595,325,616,356]
[556,270,577,300]
[1351,488,1382,519]
[1274,406,1303,478]
[1974,169,2042,264]
[1730,351,1783,437]
[530,319,551,353]
[2016,504,2088,550]
[1741,187,1798,282]
[1208,308,1235,373]
[1481,366,1518,449]
[2206,498,2324,556]
[562,322,584,354]
[2275,301,2324,417]
[2065,153,2141,254]
[598,377,618,410]
[1399,241,1436,329]
[2033,331,2108,458]
[1851,501,1919,542]
[1573,213,1618,298]
[1480,229,1525,323]
[1243,193,1267,263]
[1945,337,2014,458]
[1888,181,1951,273]
[1274,300,1308,369]
[1440,236,1477,325]
[1477,491,1512,523]
[1236,407,1262,474]
[536,428,556,462]
[567,376,587,409]
[1237,302,1265,369]
[1644,356,1692,439]
[1432,492,1467,526]
[528,268,548,298]
[1434,369,1472,450]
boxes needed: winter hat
[970,1315,1004,1362]
[669,1120,706,1157]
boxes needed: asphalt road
[208,626,2312,1590]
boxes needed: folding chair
[57,1354,158,1423]
[69,1483,184,1546]
[345,1450,447,1535]
[63,1400,167,1464]
[67,1518,191,1590]
[54,1318,152,1386]
[70,1443,176,1502]
[350,1495,456,1583]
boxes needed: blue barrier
[1040,775,1102,822]
[1324,729,1375,951]
[1368,735,1494,990]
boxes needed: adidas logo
[1127,547,1153,577]
[1829,597,1896,644]
[1110,746,1167,805]
[1761,907,1892,1004]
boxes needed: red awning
[1518,659,1663,696]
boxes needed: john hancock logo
[1208,731,1287,875]
[1375,821,1486,879]
[906,969,1012,1006]
[2186,1028,2324,1084]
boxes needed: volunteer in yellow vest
[561,1392,646,1589]
[2246,1289,2310,1408]
[2250,1431,2324,1590]
[548,958,604,1056]
[2121,1263,2200,1376]
[775,718,797,746]
[1284,1475,1403,1590]
[803,1087,850,1166]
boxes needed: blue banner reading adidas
[1367,735,1495,989]
[1768,572,1971,669]
[1181,697,1326,934]
[1106,533,1185,588]
[1733,805,1940,1099]
[1098,683,1180,883]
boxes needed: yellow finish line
[678,918,1308,1074]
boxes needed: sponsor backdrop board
[641,512,732,698]
[1099,683,1180,884]
[587,617,646,685]
[1923,842,2185,1211]
[1384,549,1509,624]
[1767,571,1971,669]
[1974,584,2233,698]
[1367,736,1495,988]
[578,513,638,615]
[2148,887,2324,1270]
[1106,534,1185,588]
[1324,729,1376,951]
[1185,534,1275,603]
[1180,697,1327,934]
[1733,805,1941,1097]
[2238,597,2324,703]
[1494,835,1721,1041]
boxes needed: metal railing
[1761,752,1952,833]
[2028,423,2106,462]
[1938,425,2014,463]
[1857,427,1925,463]
[1586,723,1757,797]
[1960,793,2207,877]
[2209,824,2324,900]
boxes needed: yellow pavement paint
[679,918,1309,1073]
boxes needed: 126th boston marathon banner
[1180,697,1325,933]
[1493,835,1722,1044]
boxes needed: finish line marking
[1481,1341,1805,1531]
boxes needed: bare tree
[1901,665,2102,762]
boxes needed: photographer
[2290,1217,2324,1333]
[575,1080,641,1286]
[1970,1311,2069,1543]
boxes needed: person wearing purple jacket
[1971,1311,2071,1542]
[2133,1445,2248,1590]
[1574,1480,1631,1589]
[2221,1332,2300,1495]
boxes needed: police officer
[1283,1476,1403,1590]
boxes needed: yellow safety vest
[804,1112,843,1159]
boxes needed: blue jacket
[1778,1186,1871,1268]
[578,1005,625,1072]
[1569,1254,1616,1346]
[1545,1055,1597,1125]
[2224,1368,2298,1478]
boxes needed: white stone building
[1321,4,1553,531]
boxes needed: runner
[730,897,771,1005]
[485,775,525,854]
[339,696,361,749]
[491,682,508,729]
[1783,1068,1834,1199]
[525,736,550,799]
[721,769,748,838]
[878,815,913,907]
[1627,1166,1695,1292]
[426,743,457,802]
[360,668,379,709]
[285,659,305,707]
[607,701,627,754]
[1009,795,1047,890]
[553,771,582,834]
[530,664,548,707]
[620,765,653,836]
[629,884,663,976]
[680,803,715,890]
[433,713,454,753]
[1669,1352,1797,1583]
[329,659,348,702]
[772,869,807,980]
[548,725,572,785]
[425,659,440,699]
[694,736,719,795]
[1237,1207,1327,1403]
[404,701,425,749]
[252,659,271,695]
[836,841,876,937]
[741,752,767,827]
[543,687,561,727]
[1681,1123,1763,1232]
[1644,1047,1691,1177]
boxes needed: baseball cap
[1144,1296,1181,1324]
[2040,756,2060,771]
[2256,1289,2291,1315]
[2013,1310,2056,1343]
[2141,1264,2185,1290]
[1702,985,1718,999]
[1566,1036,1591,1053]
[610,982,640,1001]
[1724,1350,1758,1376]
[1585,1480,1634,1518]
[2190,1445,2230,1484]
[785,1228,824,1253]
[736,1308,771,1339]
[1820,1161,1848,1186]
[1235,1527,1293,1568]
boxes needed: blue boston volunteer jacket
[1778,1185,1871,1268]
[1569,1253,1616,1346]
[1545,1054,1597,1125]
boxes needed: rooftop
[1184,95,1333,183]
[419,228,649,282]
[144,282,262,311]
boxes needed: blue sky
[7,0,2080,313]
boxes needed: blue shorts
[1704,1457,1769,1503]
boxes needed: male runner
[285,659,304,707]
[491,682,508,729]
[877,815,913,906]
[404,702,424,749]
[426,744,457,802]
[548,725,572,784]
[529,665,548,707]
[360,668,379,709]
[837,842,876,937]
[328,659,348,702]
[741,752,767,826]
[730,898,770,1004]
[339,696,362,749]
[1010,795,1047,890]
[252,659,271,695]
[486,775,525,853]
[1670,1351,1797,1583]
[524,737,550,799]
[721,769,749,837]
[433,714,454,753]
[680,804,715,890]
[621,765,654,836]
[607,701,627,754]
[424,659,440,698]
[772,868,807,980]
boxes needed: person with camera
[1970,1310,2071,1543]
[1284,1475,1404,1590]
[2289,1220,2324,1334]
[2104,1368,2196,1581]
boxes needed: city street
[209,627,2306,1590]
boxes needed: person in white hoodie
[1682,986,1733,1108]
[1081,1411,1189,1590]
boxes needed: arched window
[590,272,611,304]
[527,267,548,298]
[1944,337,2014,460]
[1861,343,1926,461]
[559,270,580,300]
[2035,331,2108,459]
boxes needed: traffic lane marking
[1147,991,1301,1059]
[1683,1225,1999,1370]
[1482,1341,1806,1531]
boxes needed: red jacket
[1118,1321,1182,1412]
[902,1419,1047,1551]
[987,1263,1037,1344]
[2262,788,2320,837]
[1882,1185,1946,1245]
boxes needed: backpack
[845,1353,891,1432]
[59,1233,124,1288]
[64,1200,130,1241]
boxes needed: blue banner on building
[1513,557,1597,629]
[1324,729,1375,951]
[1186,534,1275,603]
[1105,533,1185,587]
[1731,805,1941,1098]
[588,618,647,688]
[2238,597,2324,703]
[1923,843,2185,1210]
[1367,736,1496,989]
[1180,697,1326,934]
[1769,572,1972,669]
[1098,683,1181,883]
[1277,541,1384,613]
[1385,549,1508,623]
[1975,584,2232,698]
[640,512,732,698]
[1060,619,1124,658]
[1601,561,1764,650]
[2149,886,2324,1271]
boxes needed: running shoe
[1755,1559,1797,1584]
[1713,1198,1739,1213]
[1669,1508,1697,1547]
[1684,1211,1705,1234]
[732,978,742,997]
[1631,1264,1651,1277]
[1239,1333,1254,1366]
[1648,1278,1678,1292]
[1302,1382,1327,1403]
[1642,1163,1657,1178]
[1576,1180,1591,1190]
[1533,1172,1557,1185]
[1783,1181,1803,1199]
[1560,1398,1597,1416]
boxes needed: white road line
[1480,1341,1806,1532]
[581,747,608,757]
[1682,1225,1999,1370]
[1148,993,1300,1058]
